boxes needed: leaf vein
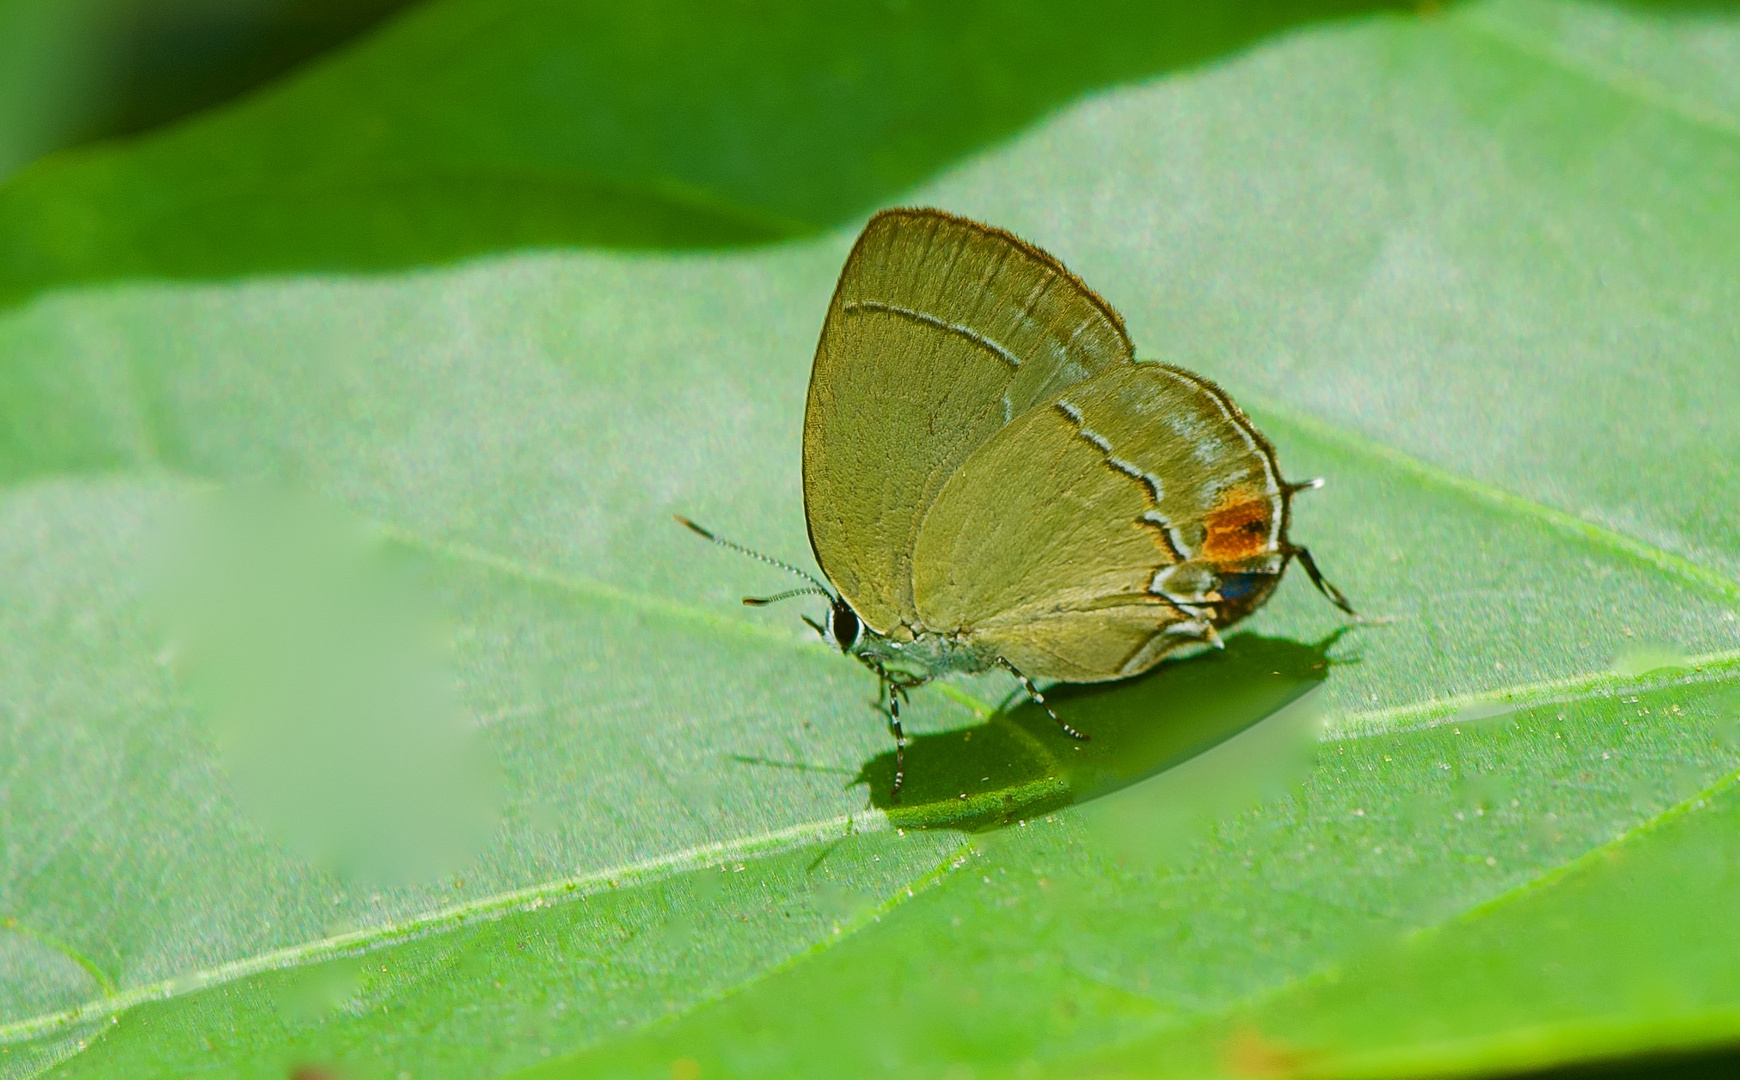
[0,810,886,1046]
[1455,7,1740,144]
[1081,763,1740,1064]
[1328,647,1740,738]
[1249,399,1740,604]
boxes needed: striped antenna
[675,516,833,595]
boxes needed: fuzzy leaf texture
[1,1,1738,1078]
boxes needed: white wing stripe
[1052,400,1166,504]
[843,299,1022,369]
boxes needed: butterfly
[683,208,1351,795]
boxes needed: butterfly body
[842,621,999,680]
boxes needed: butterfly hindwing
[910,363,1287,682]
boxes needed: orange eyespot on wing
[1200,494,1274,562]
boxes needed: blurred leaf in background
[0,0,1408,303]
[0,0,418,180]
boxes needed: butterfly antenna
[674,516,832,594]
[742,587,832,607]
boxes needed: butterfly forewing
[803,208,1133,636]
[910,363,1287,682]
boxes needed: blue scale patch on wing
[1217,572,1272,602]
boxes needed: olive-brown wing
[803,208,1132,637]
[910,363,1285,682]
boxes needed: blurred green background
[0,0,1415,304]
[0,0,418,177]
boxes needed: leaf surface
[1,1,1738,1078]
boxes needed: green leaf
[0,0,1405,305]
[2,1,1739,1079]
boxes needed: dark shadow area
[0,0,1415,309]
[1503,1041,1740,1079]
[63,0,426,150]
[853,631,1346,832]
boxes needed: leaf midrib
[0,810,887,1045]
[6,655,1734,1051]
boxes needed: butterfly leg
[997,658,1089,742]
[885,680,909,798]
[1286,544,1356,616]
[881,679,929,798]
[859,657,927,799]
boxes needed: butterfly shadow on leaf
[852,630,1353,833]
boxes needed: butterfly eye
[828,601,860,653]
